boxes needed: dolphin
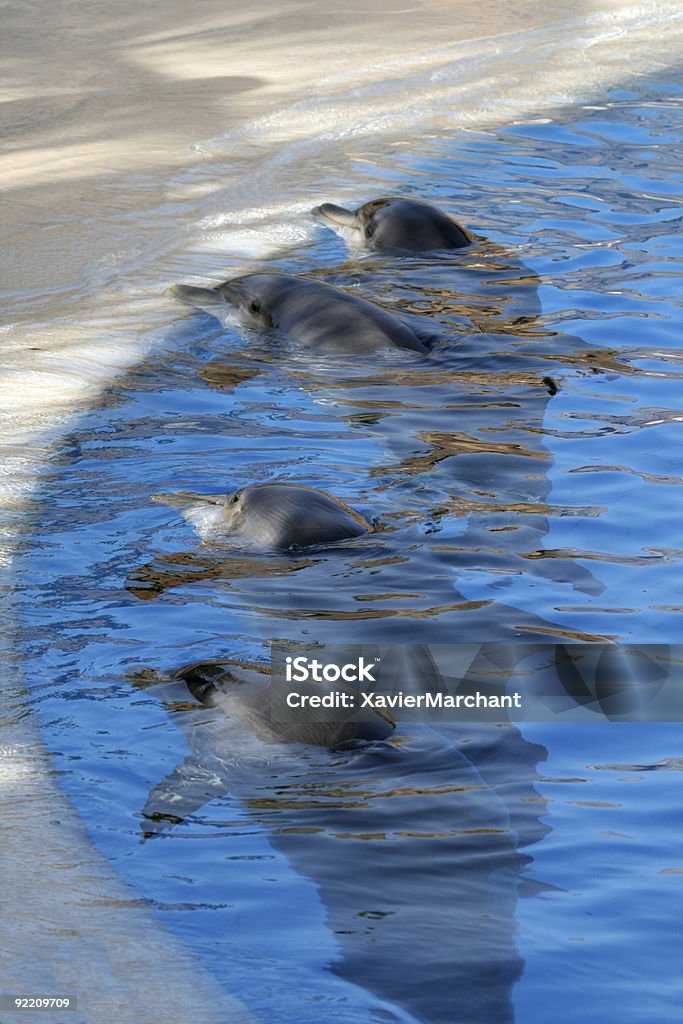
[134,646,551,1024]
[172,273,427,354]
[312,197,473,253]
[151,482,372,549]
[175,657,395,747]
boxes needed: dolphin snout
[171,283,227,309]
[312,202,357,228]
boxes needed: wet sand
[4,0,683,315]
[0,715,258,1024]
[2,0,561,306]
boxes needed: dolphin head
[151,487,246,540]
[172,274,289,328]
[312,198,400,243]
[216,274,294,329]
[355,198,395,242]
[311,198,406,244]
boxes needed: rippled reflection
[118,234,603,642]
[18,81,683,1023]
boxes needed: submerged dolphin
[136,655,398,832]
[135,646,549,1024]
[172,273,427,354]
[312,197,473,253]
[152,482,372,549]
[165,658,394,753]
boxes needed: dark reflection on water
[18,82,683,1023]
[135,658,549,1024]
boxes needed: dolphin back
[264,276,427,354]
[367,198,472,251]
[241,484,369,548]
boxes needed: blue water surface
[17,77,683,1023]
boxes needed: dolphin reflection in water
[135,646,551,1024]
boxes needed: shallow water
[10,73,683,1024]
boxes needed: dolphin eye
[249,300,260,314]
[229,491,241,504]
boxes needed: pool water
[16,78,683,1022]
